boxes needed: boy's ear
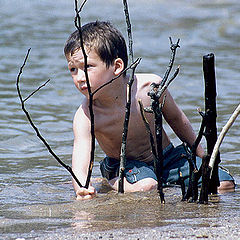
[113,58,124,76]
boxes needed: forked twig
[16,48,83,188]
[143,38,180,203]
[93,58,141,95]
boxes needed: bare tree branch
[141,38,180,203]
[23,79,50,102]
[16,48,83,188]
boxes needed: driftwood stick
[199,155,211,204]
[118,59,141,193]
[209,103,240,176]
[203,53,219,194]
[182,147,198,202]
[179,171,186,200]
[74,0,95,189]
[16,48,83,188]
[183,110,206,201]
[153,100,165,203]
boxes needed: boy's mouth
[80,85,88,91]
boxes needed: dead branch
[203,53,219,194]
[182,110,206,202]
[16,48,83,188]
[143,38,180,203]
[138,99,157,159]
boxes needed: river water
[0,0,239,239]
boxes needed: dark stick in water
[203,53,220,195]
[146,38,180,203]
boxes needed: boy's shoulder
[135,73,162,96]
[135,73,162,86]
[74,99,89,122]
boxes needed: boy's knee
[109,177,157,192]
[134,178,157,192]
[218,180,235,192]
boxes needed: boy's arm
[72,105,96,200]
[162,90,205,158]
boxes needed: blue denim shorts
[99,144,234,186]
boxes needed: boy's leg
[100,157,158,192]
[163,144,235,192]
[109,177,157,192]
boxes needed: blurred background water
[0,0,239,239]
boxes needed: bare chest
[94,101,155,160]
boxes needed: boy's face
[66,48,115,97]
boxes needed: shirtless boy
[64,21,235,200]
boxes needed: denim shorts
[99,144,234,186]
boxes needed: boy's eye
[70,67,76,72]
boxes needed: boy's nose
[76,70,85,82]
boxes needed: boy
[64,21,235,200]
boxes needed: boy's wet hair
[64,21,128,71]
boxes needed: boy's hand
[76,186,96,200]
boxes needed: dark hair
[64,21,128,71]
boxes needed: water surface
[0,0,239,239]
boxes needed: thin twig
[138,99,157,159]
[123,0,134,63]
[160,38,180,88]
[23,79,50,102]
[16,48,83,188]
[118,0,138,193]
